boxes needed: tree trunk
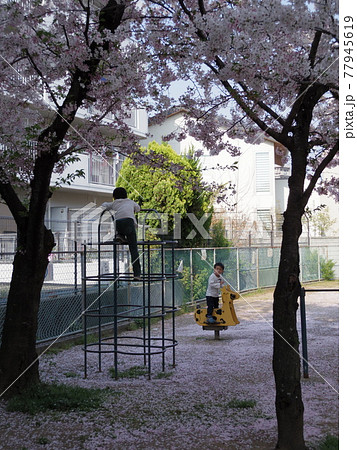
[0,226,54,397]
[273,123,311,448]
[273,207,306,449]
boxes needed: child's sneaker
[207,316,217,324]
[114,234,128,244]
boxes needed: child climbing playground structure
[82,209,179,379]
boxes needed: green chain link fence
[0,245,337,344]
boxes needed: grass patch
[316,435,339,450]
[109,365,147,379]
[226,398,256,409]
[40,333,100,355]
[6,383,106,415]
[155,371,173,379]
[64,371,78,378]
[43,341,75,355]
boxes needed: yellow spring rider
[194,285,240,339]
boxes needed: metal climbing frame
[82,209,179,379]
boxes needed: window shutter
[256,152,270,192]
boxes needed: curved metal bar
[84,209,178,380]
[98,209,115,244]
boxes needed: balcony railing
[275,166,290,179]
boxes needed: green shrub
[210,220,232,247]
[320,258,335,280]
[181,266,211,302]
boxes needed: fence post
[81,246,87,377]
[300,247,303,282]
[74,240,78,293]
[299,287,309,378]
[256,248,259,289]
[190,248,193,303]
[236,247,240,291]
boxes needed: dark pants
[116,218,141,277]
[206,296,219,316]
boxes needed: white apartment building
[142,108,291,243]
[0,108,148,251]
[46,109,148,233]
[142,108,338,243]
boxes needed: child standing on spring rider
[205,262,225,324]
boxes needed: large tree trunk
[0,227,54,396]
[273,208,306,449]
[0,149,56,397]
[272,105,312,448]
[271,78,329,449]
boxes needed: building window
[257,209,272,231]
[89,153,122,185]
[124,109,137,128]
[256,152,270,193]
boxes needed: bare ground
[0,281,338,449]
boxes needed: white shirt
[206,272,223,297]
[101,198,140,224]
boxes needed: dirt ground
[0,281,338,449]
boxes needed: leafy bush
[181,266,210,301]
[210,220,232,247]
[320,258,335,281]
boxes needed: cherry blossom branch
[24,49,61,110]
[302,140,339,208]
[219,77,288,145]
[83,0,91,47]
[56,144,86,160]
[238,81,286,127]
[0,167,28,227]
[147,0,175,15]
[309,30,322,68]
[62,25,71,49]
[198,0,206,15]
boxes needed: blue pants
[206,296,219,316]
[115,218,141,277]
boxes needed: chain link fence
[0,244,338,344]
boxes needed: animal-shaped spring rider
[194,285,240,339]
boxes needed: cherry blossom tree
[0,0,174,396]
[143,1,338,448]
[0,0,339,447]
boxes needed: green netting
[300,247,320,281]
[257,247,280,288]
[238,248,258,291]
[0,245,330,344]
[215,248,238,289]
